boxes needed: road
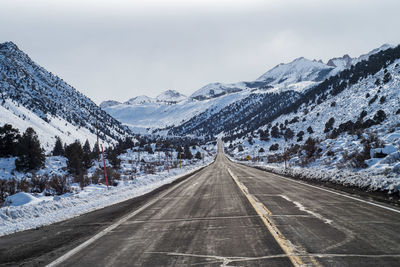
[1,142,400,266]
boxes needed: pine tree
[183,145,193,159]
[106,146,121,169]
[284,128,294,141]
[92,141,100,162]
[271,125,280,138]
[64,140,84,175]
[195,151,202,159]
[15,127,45,172]
[52,136,64,156]
[0,124,20,157]
[82,139,92,169]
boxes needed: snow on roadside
[227,155,400,195]
[0,159,212,237]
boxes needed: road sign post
[166,151,169,173]
[101,144,109,189]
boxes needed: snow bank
[0,160,212,237]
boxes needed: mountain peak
[256,56,334,84]
[327,54,353,68]
[0,41,19,51]
[156,90,187,103]
[124,95,154,105]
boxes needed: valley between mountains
[0,41,400,266]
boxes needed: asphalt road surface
[1,142,400,266]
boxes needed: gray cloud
[1,0,400,104]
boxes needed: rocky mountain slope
[0,42,130,151]
[225,45,400,192]
[103,44,393,137]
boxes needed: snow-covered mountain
[102,90,187,108]
[190,82,247,100]
[102,43,397,138]
[226,45,400,191]
[169,44,400,139]
[124,95,154,105]
[99,100,121,109]
[0,41,130,151]
[156,90,187,103]
[327,54,353,69]
[104,56,339,133]
[256,57,334,84]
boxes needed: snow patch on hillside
[0,100,102,152]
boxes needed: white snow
[0,158,214,237]
[0,99,103,152]
[105,91,250,133]
[256,57,334,84]
[226,58,400,194]
[4,192,44,207]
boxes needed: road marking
[266,170,400,214]
[124,215,260,224]
[147,251,400,265]
[280,195,333,224]
[227,168,321,267]
[230,162,400,214]
[46,168,205,267]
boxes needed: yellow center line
[227,167,321,267]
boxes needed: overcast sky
[1,0,400,104]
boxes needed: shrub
[307,126,314,134]
[144,164,155,174]
[90,169,102,184]
[195,151,202,159]
[0,179,16,204]
[383,72,392,84]
[379,95,386,104]
[31,175,48,193]
[324,117,335,133]
[271,125,280,138]
[269,143,279,151]
[368,94,378,105]
[344,150,368,168]
[74,174,90,189]
[373,110,386,124]
[17,178,30,193]
[101,168,120,186]
[296,130,304,142]
[359,110,367,120]
[303,137,317,159]
[284,128,294,141]
[48,175,70,195]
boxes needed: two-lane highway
[47,143,292,266]
[2,141,400,266]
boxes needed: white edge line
[259,167,400,214]
[46,167,205,267]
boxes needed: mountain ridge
[0,41,130,150]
